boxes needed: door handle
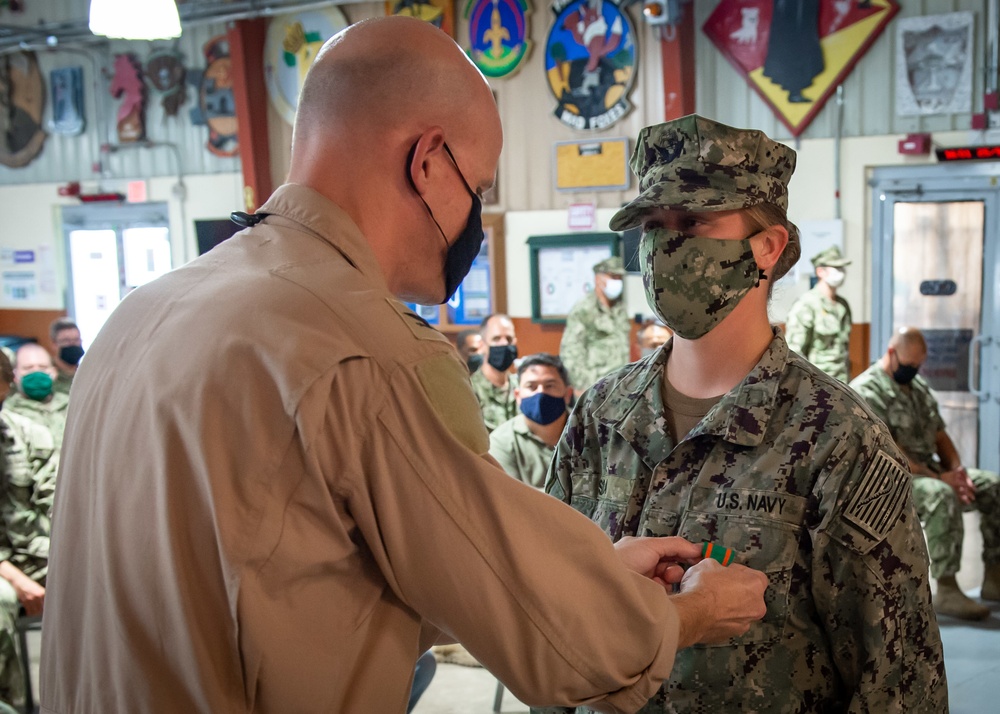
[969,334,992,402]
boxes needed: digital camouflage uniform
[537,332,946,713]
[559,291,630,392]
[470,367,518,433]
[52,370,73,398]
[784,285,852,382]
[850,364,1000,579]
[5,390,69,450]
[488,414,555,489]
[0,410,57,705]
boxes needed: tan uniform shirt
[42,184,682,714]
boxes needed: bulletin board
[554,138,630,192]
[528,233,619,323]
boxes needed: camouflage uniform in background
[52,370,74,398]
[784,284,852,382]
[559,292,630,392]
[488,414,554,489]
[469,367,518,433]
[4,390,69,450]
[850,364,1000,579]
[537,332,946,713]
[0,410,57,705]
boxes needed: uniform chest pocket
[886,405,914,433]
[569,472,637,539]
[813,310,843,338]
[679,486,807,647]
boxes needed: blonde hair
[743,202,800,289]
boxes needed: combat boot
[934,575,990,620]
[981,563,1000,601]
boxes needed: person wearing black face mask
[489,354,573,489]
[470,314,519,432]
[852,326,1000,621]
[455,329,484,374]
[50,317,84,397]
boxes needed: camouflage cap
[593,255,625,276]
[811,245,851,268]
[609,114,796,231]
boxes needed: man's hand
[941,466,976,505]
[614,536,703,590]
[12,575,45,616]
[670,559,768,648]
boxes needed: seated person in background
[489,354,573,489]
[470,314,519,432]
[49,317,85,397]
[636,320,672,358]
[455,328,483,373]
[850,326,1000,621]
[0,351,57,708]
[6,343,69,449]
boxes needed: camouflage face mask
[640,229,763,340]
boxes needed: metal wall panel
[0,21,240,186]
[693,0,986,141]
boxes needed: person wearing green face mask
[6,343,69,450]
[539,115,946,714]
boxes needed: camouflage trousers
[912,469,1000,579]
[0,580,23,708]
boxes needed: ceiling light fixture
[89,0,182,40]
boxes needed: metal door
[871,164,1000,473]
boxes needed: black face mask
[891,353,920,385]
[466,353,484,373]
[487,344,518,372]
[407,142,485,304]
[59,345,85,367]
[892,363,920,385]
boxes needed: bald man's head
[887,327,927,354]
[291,16,501,177]
[286,17,502,305]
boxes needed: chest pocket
[570,471,638,540]
[679,485,807,647]
[813,309,843,337]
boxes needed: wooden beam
[228,19,273,212]
[660,7,697,121]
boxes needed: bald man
[851,327,1000,621]
[40,17,768,713]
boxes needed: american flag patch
[843,450,909,540]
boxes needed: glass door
[61,203,173,348]
[871,165,1000,473]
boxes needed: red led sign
[935,145,1000,161]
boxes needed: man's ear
[753,224,789,272]
[564,388,574,405]
[407,127,446,195]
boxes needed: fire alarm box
[898,133,931,155]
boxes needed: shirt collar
[258,183,389,292]
[592,329,789,470]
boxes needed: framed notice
[554,138,630,192]
[528,233,618,323]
